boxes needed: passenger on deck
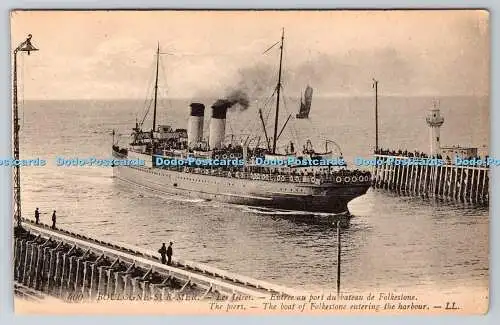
[167,242,173,265]
[51,210,56,229]
[158,243,167,264]
[35,208,40,224]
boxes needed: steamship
[112,31,371,216]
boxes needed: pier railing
[372,155,489,205]
[130,165,371,186]
[114,147,371,186]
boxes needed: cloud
[13,10,489,99]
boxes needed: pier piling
[15,219,305,303]
[372,154,489,205]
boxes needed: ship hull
[112,151,369,214]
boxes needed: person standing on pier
[167,242,173,265]
[158,243,167,264]
[34,208,40,224]
[51,210,56,229]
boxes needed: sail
[296,85,313,119]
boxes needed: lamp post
[372,78,379,152]
[13,34,38,228]
[336,220,341,298]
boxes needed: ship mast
[272,29,285,154]
[152,43,160,133]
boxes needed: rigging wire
[239,85,276,148]
[243,42,288,149]
[140,49,174,129]
[137,58,156,127]
[236,58,278,139]
[129,36,309,152]
[138,58,157,128]
[263,86,277,123]
[282,46,302,150]
[265,47,295,151]
[234,34,305,152]
[281,88,300,146]
[278,47,300,147]
[137,79,151,123]
[243,86,275,136]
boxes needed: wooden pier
[372,154,489,205]
[14,218,305,303]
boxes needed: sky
[11,10,489,100]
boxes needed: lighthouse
[425,100,444,156]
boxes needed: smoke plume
[232,64,276,100]
[225,89,250,110]
[211,89,251,112]
[221,47,414,98]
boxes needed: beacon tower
[425,100,444,156]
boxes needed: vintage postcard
[10,10,489,314]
